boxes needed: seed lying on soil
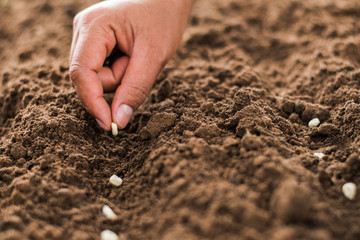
[109,175,123,187]
[111,122,118,136]
[314,152,325,159]
[102,205,117,220]
[100,230,119,240]
[308,118,320,127]
[342,182,356,200]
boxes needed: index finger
[70,29,116,131]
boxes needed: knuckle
[73,13,81,27]
[73,9,101,28]
[126,84,148,105]
[81,8,105,25]
[98,24,115,45]
[81,12,95,25]
[69,64,83,83]
[74,9,113,40]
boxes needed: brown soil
[1,0,360,239]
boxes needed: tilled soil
[1,0,360,239]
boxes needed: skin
[69,0,195,131]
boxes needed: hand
[69,0,194,131]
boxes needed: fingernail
[96,118,107,130]
[115,104,133,129]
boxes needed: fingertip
[96,118,110,131]
[114,104,133,129]
[91,97,112,131]
[92,109,112,132]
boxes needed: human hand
[69,0,194,131]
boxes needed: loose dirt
[1,0,360,239]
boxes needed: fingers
[98,56,129,92]
[69,27,116,131]
[72,68,112,131]
[111,47,166,129]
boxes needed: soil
[1,0,360,239]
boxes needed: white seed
[109,175,123,187]
[102,205,117,220]
[308,118,320,127]
[313,152,325,159]
[100,230,119,240]
[111,122,118,136]
[342,182,356,200]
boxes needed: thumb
[111,48,166,129]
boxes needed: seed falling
[100,230,119,240]
[308,118,320,127]
[111,122,118,136]
[342,182,356,200]
[313,152,325,159]
[109,175,123,187]
[102,205,117,220]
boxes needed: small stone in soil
[102,205,117,220]
[100,230,119,240]
[308,118,320,127]
[342,182,356,200]
[109,175,123,187]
